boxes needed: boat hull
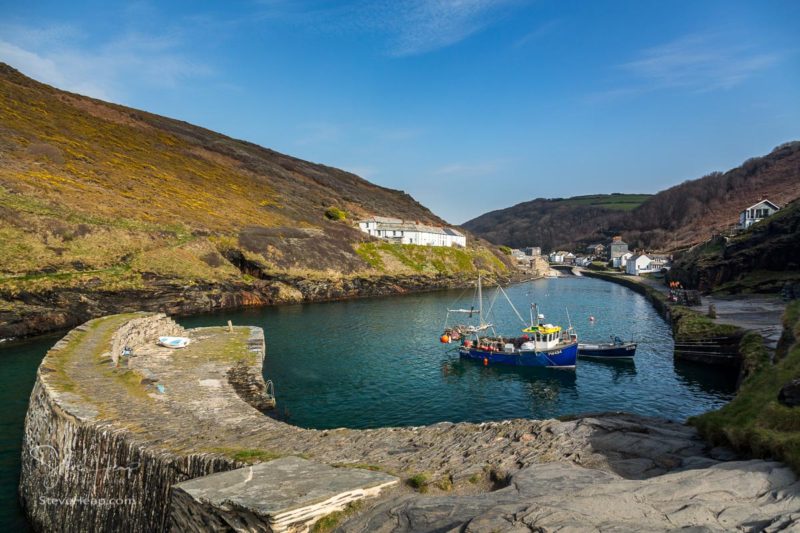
[578,343,637,358]
[459,342,578,368]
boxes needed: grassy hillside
[691,302,800,473]
[463,142,800,252]
[461,193,650,251]
[0,63,509,336]
[553,194,651,211]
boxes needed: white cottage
[626,254,652,276]
[738,200,780,230]
[357,217,467,247]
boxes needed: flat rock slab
[342,459,800,532]
[172,456,398,532]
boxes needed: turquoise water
[0,334,60,532]
[0,277,738,527]
[181,277,737,428]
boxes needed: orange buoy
[440,334,451,344]
[483,357,489,366]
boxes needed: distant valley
[462,142,800,253]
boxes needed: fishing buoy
[483,357,489,366]
[589,315,595,322]
[440,334,451,344]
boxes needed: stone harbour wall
[18,315,239,532]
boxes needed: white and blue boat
[158,336,191,349]
[441,276,578,369]
[578,336,637,358]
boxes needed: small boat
[158,336,191,349]
[578,336,636,358]
[441,276,578,369]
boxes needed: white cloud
[0,23,211,102]
[621,33,780,93]
[360,0,522,56]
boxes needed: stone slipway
[20,313,800,532]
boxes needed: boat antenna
[565,306,573,330]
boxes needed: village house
[358,217,467,247]
[585,243,605,257]
[611,251,633,269]
[625,253,652,276]
[510,249,531,266]
[648,253,672,271]
[563,252,576,266]
[523,246,541,257]
[548,251,564,264]
[607,236,629,260]
[738,199,780,230]
[575,256,592,267]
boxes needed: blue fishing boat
[578,336,637,358]
[441,276,578,369]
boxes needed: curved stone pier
[20,313,800,532]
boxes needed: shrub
[407,472,430,492]
[324,207,346,221]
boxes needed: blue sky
[1,0,798,223]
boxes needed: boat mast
[478,274,483,326]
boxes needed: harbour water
[182,277,737,428]
[0,276,738,528]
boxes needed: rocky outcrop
[19,313,800,532]
[342,460,800,531]
[779,379,800,407]
[0,273,491,340]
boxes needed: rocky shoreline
[1,271,523,341]
[19,313,800,531]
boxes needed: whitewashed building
[626,254,654,275]
[358,217,466,247]
[738,199,780,229]
[612,251,633,269]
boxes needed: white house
[357,217,467,247]
[612,252,633,269]
[548,252,564,264]
[648,254,672,271]
[738,199,780,230]
[626,254,652,276]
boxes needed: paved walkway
[579,269,787,350]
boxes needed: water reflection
[673,359,738,397]
[443,357,578,405]
[579,357,637,382]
